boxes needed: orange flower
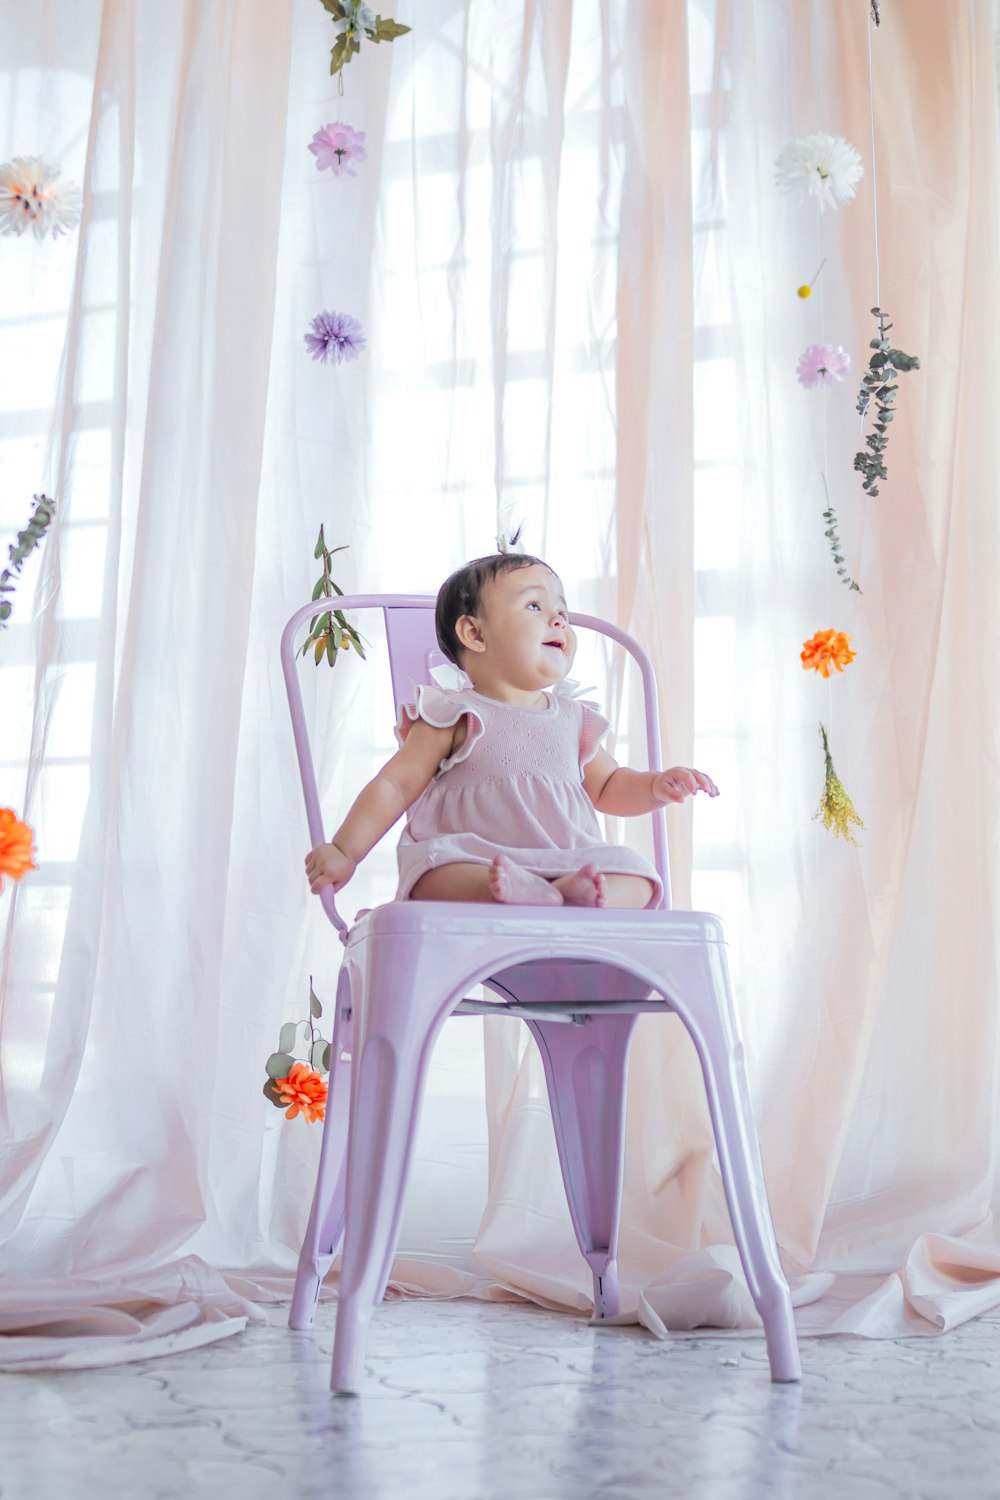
[0,808,37,892]
[800,629,856,679]
[272,1062,328,1124]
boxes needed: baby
[305,550,717,910]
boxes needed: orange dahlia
[0,808,37,892]
[800,629,856,679]
[272,1062,328,1124]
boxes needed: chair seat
[349,899,727,947]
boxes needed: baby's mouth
[543,639,565,651]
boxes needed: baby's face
[478,563,576,689]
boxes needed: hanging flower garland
[266,38,384,1114]
[779,123,866,838]
[773,36,921,849]
[0,157,81,241]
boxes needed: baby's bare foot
[489,853,564,906]
[553,864,606,907]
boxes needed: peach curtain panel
[1,0,999,1365]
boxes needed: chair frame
[280,594,801,1391]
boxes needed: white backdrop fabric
[1,0,1000,1367]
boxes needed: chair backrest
[281,593,672,933]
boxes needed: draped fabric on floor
[2,0,1000,1366]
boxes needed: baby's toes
[593,871,606,908]
[488,854,509,902]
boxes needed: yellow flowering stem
[814,723,865,845]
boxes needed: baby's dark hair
[435,550,552,666]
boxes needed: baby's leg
[600,874,656,909]
[410,858,562,906]
[410,863,497,902]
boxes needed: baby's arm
[305,719,457,894]
[583,748,718,816]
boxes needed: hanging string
[865,0,881,308]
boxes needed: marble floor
[2,1298,1000,1500]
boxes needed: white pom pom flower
[0,156,83,242]
[774,132,864,212]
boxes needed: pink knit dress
[394,685,663,906]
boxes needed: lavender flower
[304,310,366,365]
[309,123,368,177]
[797,343,852,389]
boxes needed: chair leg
[331,985,448,1394]
[526,1014,637,1319]
[289,973,353,1331]
[686,996,801,1383]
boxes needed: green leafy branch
[320,0,411,86]
[853,306,919,498]
[0,493,55,629]
[264,977,332,1109]
[821,476,860,594]
[301,526,367,668]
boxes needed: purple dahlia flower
[304,311,366,365]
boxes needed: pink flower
[797,344,852,389]
[309,123,368,178]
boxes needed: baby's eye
[527,601,541,611]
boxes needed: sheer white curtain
[0,0,294,1328]
[2,0,1000,1365]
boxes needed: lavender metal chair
[282,594,801,1392]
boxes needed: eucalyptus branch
[821,477,861,594]
[853,307,919,498]
[300,526,367,668]
[0,493,56,628]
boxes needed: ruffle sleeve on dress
[579,700,611,771]
[394,685,486,773]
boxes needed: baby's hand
[305,841,356,895]
[653,767,719,804]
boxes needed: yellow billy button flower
[796,257,826,300]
